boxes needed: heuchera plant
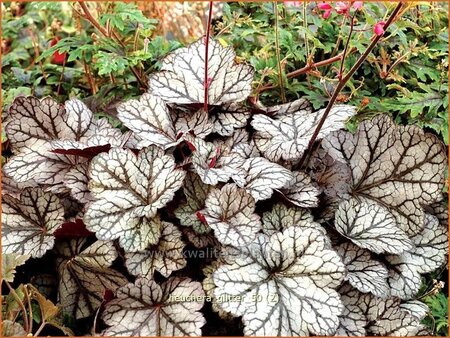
[2,35,448,337]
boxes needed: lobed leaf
[190,137,238,185]
[102,277,206,336]
[148,37,254,105]
[84,147,185,251]
[55,239,128,319]
[261,203,320,236]
[252,105,356,161]
[117,93,178,150]
[339,284,427,336]
[3,96,127,200]
[2,253,30,283]
[336,242,389,297]
[125,222,187,278]
[279,171,320,207]
[335,198,413,255]
[213,227,345,336]
[174,172,212,234]
[2,187,64,258]
[209,103,251,136]
[323,114,447,236]
[203,183,261,246]
[231,157,293,201]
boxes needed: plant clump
[2,36,447,337]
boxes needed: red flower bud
[317,2,332,10]
[373,21,386,36]
[50,37,67,65]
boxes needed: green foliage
[99,2,157,33]
[423,292,449,336]
[217,2,449,143]
[1,2,179,113]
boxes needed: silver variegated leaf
[203,183,261,246]
[125,222,186,278]
[335,198,413,255]
[385,214,448,299]
[261,203,323,237]
[64,163,93,203]
[1,173,38,198]
[117,93,178,150]
[202,261,234,320]
[217,128,259,159]
[55,239,128,319]
[308,148,352,221]
[338,284,427,336]
[172,108,213,139]
[231,157,293,201]
[2,187,64,258]
[323,114,447,236]
[252,105,356,161]
[3,96,127,198]
[182,227,219,248]
[335,302,366,336]
[400,300,429,321]
[401,213,448,274]
[336,242,389,297]
[259,98,312,117]
[6,96,72,148]
[309,148,352,199]
[89,117,130,147]
[366,296,426,336]
[385,254,422,299]
[148,37,254,105]
[84,147,186,252]
[174,172,212,234]
[213,227,345,336]
[4,139,83,188]
[425,197,448,227]
[209,103,251,136]
[279,171,320,207]
[102,277,206,336]
[190,137,238,185]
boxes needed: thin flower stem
[5,281,29,334]
[204,1,214,114]
[257,48,355,93]
[273,2,286,103]
[24,285,33,333]
[296,2,404,169]
[338,14,355,80]
[83,53,96,95]
[28,28,47,81]
[56,57,67,96]
[303,2,310,65]
[34,321,47,336]
[77,2,108,36]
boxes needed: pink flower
[317,2,332,10]
[335,2,350,14]
[322,9,332,18]
[352,1,363,10]
[373,21,386,36]
[317,2,333,18]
